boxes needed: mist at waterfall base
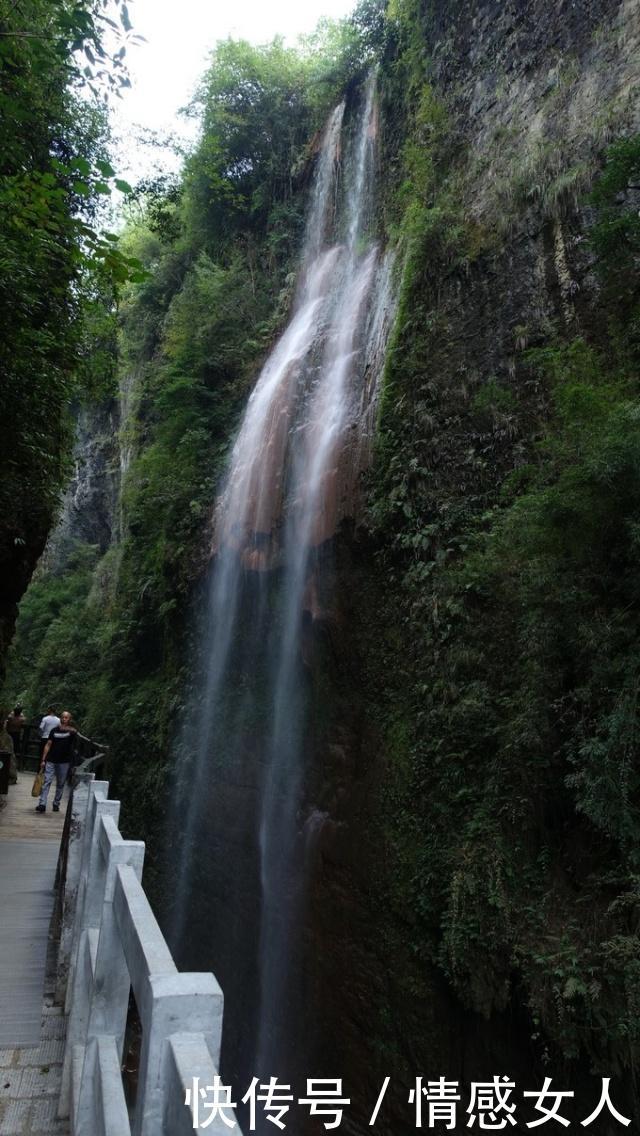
[160,78,394,1111]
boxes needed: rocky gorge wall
[294,0,640,1130]
[5,1,640,1131]
[44,401,120,570]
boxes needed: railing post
[65,781,119,1012]
[163,1033,239,1135]
[134,972,224,1136]
[78,785,121,928]
[74,1036,131,1136]
[60,790,123,1119]
[73,822,144,1130]
[55,773,93,1005]
[85,820,144,1051]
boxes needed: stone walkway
[0,778,69,1135]
[0,994,67,1135]
[0,777,65,843]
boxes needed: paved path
[0,999,67,1135]
[0,776,65,843]
[0,778,69,1134]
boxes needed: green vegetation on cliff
[5,0,640,1105]
[4,8,384,841]
[370,14,640,1069]
[0,0,142,672]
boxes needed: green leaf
[114,179,133,194]
[95,159,116,178]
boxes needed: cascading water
[254,79,379,1076]
[166,74,391,1100]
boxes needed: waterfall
[166,75,389,1093]
[116,365,139,544]
[215,101,345,568]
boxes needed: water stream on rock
[167,75,392,1094]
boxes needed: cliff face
[44,401,120,571]
[372,0,638,513]
[6,1,640,1130]
[430,0,636,146]
[299,0,640,1128]
[1,399,119,689]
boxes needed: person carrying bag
[35,710,77,813]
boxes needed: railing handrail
[74,751,107,776]
[75,730,109,749]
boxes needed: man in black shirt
[36,710,77,813]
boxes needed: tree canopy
[0,0,142,671]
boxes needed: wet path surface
[0,778,69,1134]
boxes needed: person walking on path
[36,710,77,814]
[0,711,13,799]
[38,706,60,759]
[5,705,25,784]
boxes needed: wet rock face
[429,0,639,222]
[0,399,119,683]
[291,0,639,1129]
[430,0,635,129]
[45,401,119,568]
[295,540,562,1131]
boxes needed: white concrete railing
[56,773,238,1136]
